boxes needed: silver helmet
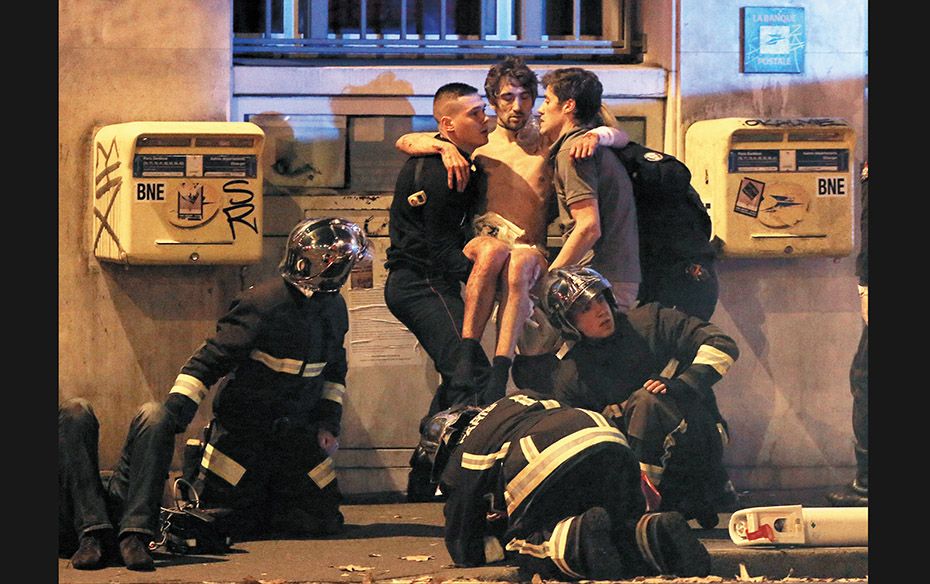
[415,404,484,483]
[280,217,371,295]
[539,265,617,341]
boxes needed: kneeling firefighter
[513,265,741,528]
[171,217,371,539]
[416,392,713,580]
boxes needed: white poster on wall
[346,286,431,367]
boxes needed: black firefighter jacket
[169,276,348,436]
[440,390,631,567]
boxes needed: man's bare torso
[473,125,553,248]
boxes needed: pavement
[57,489,868,584]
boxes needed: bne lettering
[137,183,165,200]
[817,178,845,195]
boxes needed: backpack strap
[414,157,426,192]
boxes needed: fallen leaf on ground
[334,564,375,572]
[400,555,434,562]
[737,563,765,581]
[369,553,382,557]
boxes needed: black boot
[480,355,512,404]
[635,512,711,577]
[450,339,484,393]
[826,445,868,507]
[693,478,741,529]
[826,479,868,506]
[118,533,154,571]
[577,507,626,580]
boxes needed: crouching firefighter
[422,392,713,581]
[513,265,741,528]
[167,217,371,539]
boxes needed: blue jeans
[58,398,176,554]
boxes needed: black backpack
[611,141,712,241]
[607,142,715,265]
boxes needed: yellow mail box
[91,121,265,265]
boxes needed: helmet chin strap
[283,277,317,298]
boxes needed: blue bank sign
[742,6,805,74]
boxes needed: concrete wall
[675,0,868,493]
[58,0,237,468]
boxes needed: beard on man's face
[494,109,528,132]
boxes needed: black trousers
[384,266,490,421]
[638,257,719,321]
[195,418,342,537]
[622,389,730,515]
[850,324,868,482]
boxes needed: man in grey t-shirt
[538,67,641,312]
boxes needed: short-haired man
[384,83,494,500]
[538,67,641,312]
[396,58,628,404]
[515,265,740,528]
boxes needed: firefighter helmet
[280,217,371,295]
[414,404,484,483]
[539,265,617,341]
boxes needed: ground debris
[736,563,765,581]
[400,555,435,562]
[630,578,725,583]
[335,564,376,572]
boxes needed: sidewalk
[58,495,868,584]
